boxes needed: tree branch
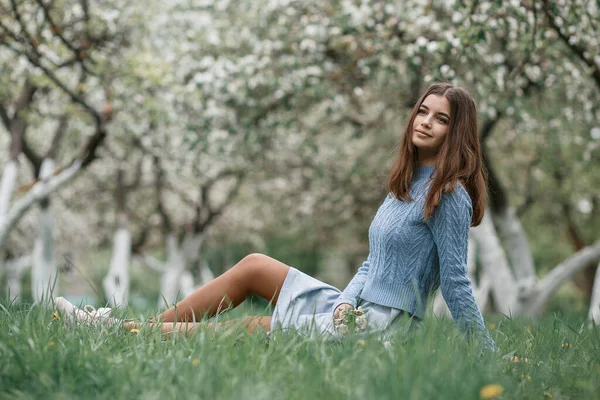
[542,0,600,88]
[153,155,172,233]
[4,254,32,275]
[479,114,502,143]
[134,254,165,273]
[14,79,37,115]
[125,155,144,191]
[80,125,107,167]
[481,139,508,213]
[131,229,149,254]
[0,160,82,248]
[521,241,600,316]
[35,0,95,75]
[10,0,38,50]
[47,114,68,159]
[0,20,103,126]
[0,103,10,130]
[20,135,43,176]
[196,172,245,232]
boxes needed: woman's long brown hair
[387,83,487,226]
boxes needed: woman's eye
[438,118,448,124]
[418,109,427,114]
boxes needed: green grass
[1,301,599,400]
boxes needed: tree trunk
[182,232,213,286]
[588,264,600,325]
[31,159,58,302]
[197,259,215,287]
[0,160,18,219]
[588,262,600,325]
[179,270,195,297]
[137,233,199,309]
[471,208,519,315]
[158,233,186,308]
[0,160,18,299]
[4,255,31,302]
[103,214,131,307]
[492,206,536,284]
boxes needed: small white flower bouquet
[334,306,368,335]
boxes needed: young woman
[54,82,497,350]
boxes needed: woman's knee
[241,253,270,267]
[235,253,269,280]
[237,253,289,284]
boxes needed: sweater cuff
[333,297,357,312]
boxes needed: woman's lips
[415,129,432,138]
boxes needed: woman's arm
[426,187,497,352]
[333,259,370,310]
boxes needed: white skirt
[270,267,421,340]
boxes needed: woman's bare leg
[124,316,272,338]
[156,254,289,322]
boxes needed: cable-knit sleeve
[333,259,370,310]
[426,188,497,352]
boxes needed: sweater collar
[413,165,435,181]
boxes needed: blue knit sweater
[334,166,496,350]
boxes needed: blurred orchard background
[0,0,599,322]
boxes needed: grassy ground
[0,300,599,400]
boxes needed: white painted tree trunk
[32,159,58,302]
[158,233,186,308]
[588,262,600,325]
[103,217,131,307]
[182,232,203,266]
[0,160,82,249]
[520,241,600,317]
[197,259,215,287]
[4,255,31,302]
[0,160,18,219]
[179,270,195,297]
[0,160,18,299]
[475,273,492,313]
[493,206,536,284]
[182,232,214,286]
[471,208,519,315]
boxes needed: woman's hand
[333,303,354,326]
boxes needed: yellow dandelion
[52,312,61,321]
[192,358,200,367]
[48,341,55,347]
[488,323,496,330]
[480,384,504,399]
[358,340,367,347]
[544,392,552,398]
[130,328,140,334]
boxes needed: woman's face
[411,94,451,166]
